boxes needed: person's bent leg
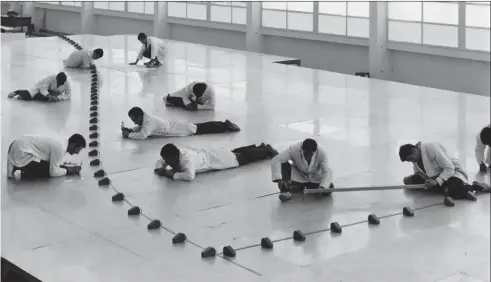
[403,174,426,185]
[442,177,472,200]
[195,121,229,135]
[32,93,49,101]
[232,144,260,153]
[165,96,187,108]
[235,147,271,166]
[21,160,50,180]
[10,90,32,100]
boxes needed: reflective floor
[1,34,490,282]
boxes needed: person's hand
[425,179,438,189]
[196,97,204,105]
[154,167,164,175]
[480,163,487,172]
[122,130,130,139]
[47,95,58,102]
[129,61,137,66]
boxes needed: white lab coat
[169,81,216,110]
[63,50,94,69]
[30,74,71,101]
[475,124,491,166]
[413,142,468,186]
[7,135,68,178]
[271,141,333,188]
[137,36,168,61]
[155,147,239,181]
[128,113,197,140]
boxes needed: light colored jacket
[413,142,468,186]
[31,74,71,101]
[63,50,94,68]
[271,141,333,188]
[7,135,67,178]
[170,81,216,110]
[155,147,239,181]
[475,124,491,166]
[128,113,197,140]
[137,36,168,61]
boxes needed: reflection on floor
[1,34,490,282]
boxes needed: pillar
[246,2,262,52]
[81,1,94,34]
[369,2,389,80]
[154,1,170,39]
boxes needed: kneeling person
[165,81,215,111]
[130,33,167,68]
[7,134,86,180]
[63,48,104,69]
[155,143,278,181]
[121,107,240,140]
[271,139,334,202]
[8,72,71,102]
[399,142,484,200]
[476,125,491,172]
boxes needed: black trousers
[16,160,51,180]
[166,96,197,110]
[143,47,151,59]
[13,90,48,101]
[195,121,229,135]
[233,145,271,166]
[405,174,472,199]
[279,162,334,193]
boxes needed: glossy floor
[1,34,490,282]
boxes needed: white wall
[24,9,490,96]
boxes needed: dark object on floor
[89,159,100,166]
[172,232,187,244]
[90,117,98,123]
[88,149,98,156]
[223,246,236,257]
[93,169,105,177]
[261,237,273,249]
[201,247,216,258]
[355,72,370,78]
[89,141,98,147]
[330,222,342,233]
[90,106,98,111]
[89,132,99,138]
[112,193,124,202]
[98,177,110,186]
[148,219,161,230]
[293,230,306,241]
[444,196,455,207]
[90,112,98,117]
[1,256,42,282]
[368,214,380,225]
[403,206,414,217]
[128,206,141,216]
[91,101,98,105]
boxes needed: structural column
[154,1,170,39]
[369,2,389,80]
[81,2,94,34]
[246,2,262,53]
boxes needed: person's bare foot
[8,91,17,98]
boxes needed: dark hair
[302,138,317,152]
[93,48,104,57]
[481,127,491,146]
[138,33,147,41]
[160,143,180,158]
[192,83,207,97]
[69,134,86,148]
[128,107,144,118]
[399,144,417,162]
[56,72,67,83]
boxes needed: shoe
[265,144,279,157]
[8,91,17,98]
[225,120,241,132]
[279,192,292,202]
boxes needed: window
[389,2,458,48]
[465,2,490,51]
[127,2,154,15]
[60,2,82,7]
[262,2,314,32]
[94,2,125,12]
[210,2,246,25]
[318,2,369,38]
[168,2,207,20]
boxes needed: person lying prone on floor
[8,72,71,102]
[164,81,215,111]
[154,143,278,181]
[121,107,240,140]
